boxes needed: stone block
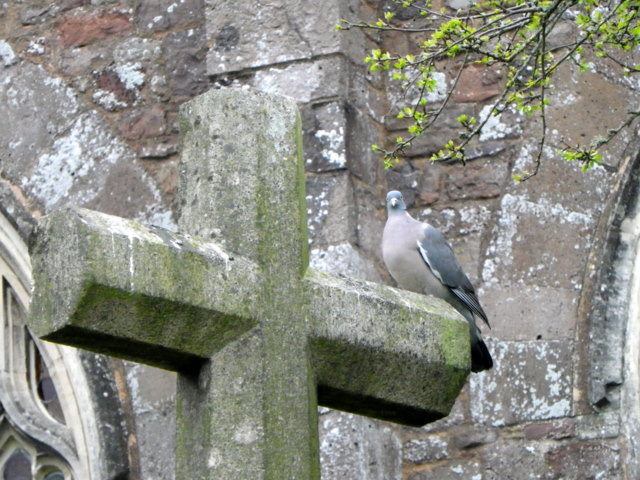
[124,362,176,480]
[205,0,346,75]
[353,183,387,266]
[477,107,523,142]
[251,57,345,104]
[482,193,596,289]
[403,435,449,464]
[302,102,347,172]
[511,140,612,213]
[347,107,386,186]
[135,0,204,33]
[0,62,171,226]
[348,63,388,121]
[470,340,573,427]
[451,427,499,450]
[121,106,167,140]
[319,410,401,480]
[305,172,356,247]
[479,283,578,341]
[56,10,132,47]
[310,243,381,282]
[523,420,574,441]
[574,411,621,440]
[481,440,551,480]
[451,64,503,103]
[544,440,622,480]
[445,159,507,200]
[408,459,483,480]
[400,127,460,158]
[0,63,81,172]
[161,27,209,100]
[0,40,17,67]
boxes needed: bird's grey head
[386,190,407,214]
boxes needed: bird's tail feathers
[471,338,493,373]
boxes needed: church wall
[2,0,640,479]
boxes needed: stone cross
[28,88,470,479]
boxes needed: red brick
[122,106,167,140]
[57,12,132,47]
[452,64,503,103]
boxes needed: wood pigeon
[382,190,493,372]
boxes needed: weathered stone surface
[135,0,204,33]
[0,40,17,67]
[544,440,622,480]
[470,340,573,427]
[347,106,386,185]
[416,163,442,205]
[0,62,172,226]
[162,27,209,99]
[251,57,346,104]
[451,64,503,103]
[400,127,459,158]
[523,420,574,441]
[353,183,387,266]
[408,459,483,480]
[452,427,499,450]
[385,103,473,132]
[482,193,596,288]
[310,242,381,282]
[92,67,141,110]
[481,440,550,480]
[403,435,449,464]
[122,106,167,139]
[320,410,401,480]
[480,283,578,340]
[305,172,356,247]
[302,101,347,173]
[446,159,506,200]
[56,11,132,47]
[205,0,346,75]
[124,362,176,480]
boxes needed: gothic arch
[0,191,129,479]
[582,154,640,478]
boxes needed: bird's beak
[390,198,398,208]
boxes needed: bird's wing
[417,224,490,328]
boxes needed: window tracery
[0,211,87,479]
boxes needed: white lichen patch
[114,38,162,64]
[425,71,448,103]
[233,420,262,446]
[253,62,323,103]
[0,40,17,67]
[482,193,592,284]
[29,112,123,208]
[314,128,346,168]
[310,243,379,281]
[92,89,128,111]
[479,105,517,141]
[27,37,46,56]
[470,340,572,427]
[306,188,330,238]
[115,62,145,90]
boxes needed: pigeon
[382,190,493,372]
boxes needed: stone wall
[2,0,640,479]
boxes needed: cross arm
[304,268,470,427]
[28,207,261,372]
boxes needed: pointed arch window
[0,208,128,480]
